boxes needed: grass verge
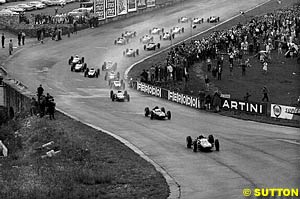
[0,112,169,199]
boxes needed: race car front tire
[110,90,113,99]
[167,111,171,120]
[193,141,197,152]
[215,139,220,151]
[127,95,130,102]
[145,107,150,117]
[161,107,165,113]
[186,136,192,148]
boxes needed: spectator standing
[21,32,26,45]
[198,90,206,109]
[263,61,268,74]
[1,33,5,48]
[244,92,251,102]
[205,94,211,110]
[262,86,269,102]
[8,39,13,55]
[48,99,56,120]
[207,57,212,72]
[55,7,58,15]
[37,84,44,102]
[229,63,233,76]
[17,32,21,46]
[217,67,222,80]
[204,75,210,91]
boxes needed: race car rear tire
[193,141,197,152]
[161,107,165,113]
[167,111,171,120]
[112,95,115,101]
[150,112,154,120]
[127,95,130,102]
[208,135,214,144]
[215,139,220,151]
[145,107,150,117]
[186,136,192,148]
[124,90,128,96]
[157,43,160,49]
[144,45,146,50]
[110,90,113,99]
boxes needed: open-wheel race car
[123,48,139,57]
[144,42,160,51]
[144,106,171,120]
[122,31,137,38]
[178,16,189,23]
[105,70,120,82]
[192,17,203,24]
[140,35,154,44]
[114,37,128,45]
[160,32,171,40]
[71,60,87,72]
[110,90,130,102]
[207,16,220,23]
[69,55,84,65]
[84,67,100,78]
[186,135,220,152]
[109,79,125,90]
[149,27,164,35]
[102,61,117,71]
[171,26,184,35]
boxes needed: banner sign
[137,0,146,9]
[106,0,117,18]
[221,98,267,115]
[117,0,127,15]
[168,91,200,109]
[0,85,4,106]
[95,0,105,20]
[137,82,161,97]
[128,0,137,12]
[220,94,230,99]
[146,0,155,7]
[271,104,300,120]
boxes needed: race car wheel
[110,90,113,99]
[145,107,150,117]
[112,95,115,101]
[186,136,192,148]
[208,135,214,144]
[96,69,100,77]
[117,72,120,79]
[167,111,171,120]
[162,28,164,33]
[126,49,129,53]
[127,95,130,102]
[150,112,154,120]
[83,63,87,71]
[161,107,165,113]
[160,35,162,40]
[144,45,146,50]
[215,139,220,151]
[69,56,73,65]
[182,27,184,33]
[114,40,117,45]
[81,57,85,63]
[124,90,128,96]
[193,141,197,152]
[157,43,160,49]
[136,49,139,55]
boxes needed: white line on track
[95,46,108,49]
[276,139,300,146]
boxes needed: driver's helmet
[75,55,79,58]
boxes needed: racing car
[149,27,164,35]
[114,37,128,45]
[105,71,120,82]
[122,31,137,38]
[102,61,117,71]
[207,16,220,23]
[109,79,125,90]
[84,67,100,78]
[178,16,189,23]
[144,42,161,51]
[192,17,203,24]
[171,26,184,35]
[71,60,87,72]
[186,135,220,152]
[160,32,171,40]
[69,55,84,65]
[110,90,130,102]
[144,106,171,120]
[140,35,154,44]
[123,48,139,57]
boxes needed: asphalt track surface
[4,0,300,198]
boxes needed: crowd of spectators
[141,3,300,109]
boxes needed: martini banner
[94,0,105,20]
[106,0,117,18]
[117,0,128,15]
[137,0,146,9]
[146,0,155,7]
[128,0,137,12]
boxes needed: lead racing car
[105,71,120,82]
[160,32,171,40]
[207,16,220,23]
[71,60,87,72]
[178,16,189,23]
[149,27,164,35]
[69,55,84,65]
[123,48,139,57]
[102,61,117,71]
[186,135,220,152]
[192,17,203,24]
[110,90,130,102]
[144,42,161,51]
[144,106,171,120]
